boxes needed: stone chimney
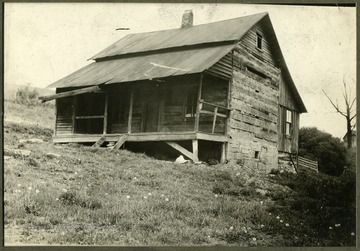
[180,10,193,29]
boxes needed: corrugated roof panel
[90,12,267,60]
[48,44,236,88]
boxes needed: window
[256,33,262,50]
[286,110,292,136]
[184,89,197,118]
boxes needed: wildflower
[335,224,341,227]
[55,198,59,201]
[41,181,45,184]
[143,196,148,199]
[229,226,234,231]
[285,223,289,227]
[207,235,211,238]
[88,184,91,187]
[165,198,169,202]
[148,192,152,196]
[161,194,165,197]
[126,195,131,199]
[236,172,240,176]
[268,212,272,215]
[214,194,218,198]
[351,232,355,236]
[17,184,21,187]
[35,190,40,194]
[252,237,257,241]
[276,216,280,219]
[329,227,333,230]
[105,193,108,196]
[260,224,265,228]
[260,201,263,204]
[74,172,78,175]
[133,177,137,180]
[62,188,67,192]
[280,220,283,223]
[27,186,32,191]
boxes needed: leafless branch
[350,113,357,122]
[322,89,347,117]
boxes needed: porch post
[194,73,203,132]
[192,139,199,162]
[103,92,109,134]
[128,88,134,133]
[220,142,227,163]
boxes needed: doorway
[143,88,161,132]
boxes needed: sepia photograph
[4,2,356,246]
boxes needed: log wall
[228,22,281,172]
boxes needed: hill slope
[3,100,356,246]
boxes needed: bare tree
[323,78,356,149]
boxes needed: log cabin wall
[228,21,281,172]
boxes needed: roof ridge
[123,12,268,37]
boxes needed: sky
[4,3,356,139]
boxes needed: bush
[15,86,40,105]
[299,127,347,176]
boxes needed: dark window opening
[74,93,105,134]
[255,151,260,159]
[184,88,197,119]
[256,33,262,50]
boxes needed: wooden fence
[298,156,318,173]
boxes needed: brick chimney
[180,10,193,29]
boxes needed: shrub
[299,127,347,176]
[15,86,40,105]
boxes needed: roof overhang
[47,43,236,89]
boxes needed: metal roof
[47,44,236,88]
[90,12,267,60]
[47,12,307,113]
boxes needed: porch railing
[197,100,231,134]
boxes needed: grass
[3,100,357,246]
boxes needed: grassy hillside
[4,100,356,246]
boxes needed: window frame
[183,88,197,120]
[285,109,292,137]
[256,33,263,50]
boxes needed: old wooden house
[41,11,307,171]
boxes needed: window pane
[286,123,291,136]
[286,110,292,123]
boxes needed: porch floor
[52,132,228,143]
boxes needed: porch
[46,73,231,162]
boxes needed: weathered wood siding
[161,84,196,132]
[228,23,280,172]
[206,53,232,80]
[55,96,74,135]
[278,72,301,153]
[238,22,276,68]
[278,104,300,153]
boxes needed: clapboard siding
[279,74,299,111]
[55,97,74,135]
[206,53,233,80]
[238,22,276,67]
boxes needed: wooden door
[143,89,160,132]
